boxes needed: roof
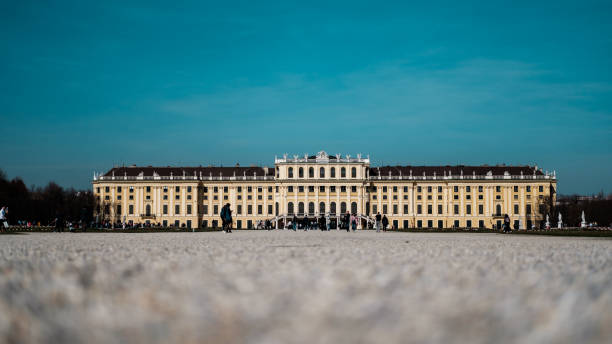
[104,166,274,177]
[369,165,544,177]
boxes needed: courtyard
[0,231,610,344]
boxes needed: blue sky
[1,0,611,194]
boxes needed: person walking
[319,214,325,231]
[503,214,510,233]
[344,211,351,232]
[351,213,357,232]
[382,215,389,232]
[292,215,298,231]
[221,203,233,233]
[325,213,331,231]
[375,212,382,233]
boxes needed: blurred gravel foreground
[0,231,611,344]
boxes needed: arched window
[299,167,304,178]
[308,202,315,215]
[298,202,304,215]
[330,202,336,215]
[275,202,279,216]
[145,204,151,216]
[331,167,336,178]
[340,202,347,214]
[351,167,357,178]
[319,202,325,214]
[308,167,314,178]
[341,167,346,178]
[288,167,293,178]
[496,204,501,216]
[351,202,357,214]
[320,167,325,178]
[288,202,294,215]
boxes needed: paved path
[1,231,611,344]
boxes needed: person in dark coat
[344,212,351,232]
[503,214,510,233]
[375,212,382,232]
[382,215,389,232]
[319,214,325,231]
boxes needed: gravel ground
[0,231,611,344]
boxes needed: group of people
[217,203,394,233]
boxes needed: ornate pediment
[316,150,329,160]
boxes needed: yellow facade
[92,151,557,229]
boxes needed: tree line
[0,169,95,225]
[553,193,612,227]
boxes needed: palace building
[92,151,557,230]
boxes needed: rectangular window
[526,186,531,192]
[175,205,180,214]
[438,186,442,193]
[175,195,180,200]
[105,186,110,192]
[393,204,398,214]
[454,204,459,215]
[237,186,242,193]
[268,187,273,192]
[526,204,532,214]
[257,205,262,215]
[96,187,100,193]
[466,204,471,215]
[478,204,483,215]
[268,204,273,215]
[248,205,252,215]
[417,220,422,228]
[213,187,218,193]
[117,187,122,193]
[393,186,398,192]
[213,205,218,214]
[403,204,409,214]
[514,204,519,214]
[403,186,408,192]
[417,186,422,193]
[466,186,471,192]
[466,220,472,228]
[203,205,208,214]
[427,220,433,228]
[438,204,443,214]
[177,186,181,193]
[187,205,192,215]
[288,186,294,192]
[478,194,483,200]
[514,186,519,192]
[417,204,422,214]
[427,186,432,193]
[454,186,459,192]
[319,186,325,192]
[438,220,444,229]
[257,195,262,200]
[129,205,134,215]
[539,185,544,192]
[237,205,242,214]
[330,186,336,192]
[496,186,501,192]
[187,186,192,193]
[341,186,346,193]
[427,204,432,214]
[383,204,388,214]
[117,195,122,200]
[130,195,134,200]
[163,204,168,214]
[247,186,252,193]
[257,187,262,193]
[372,204,377,214]
[298,186,304,193]
[308,186,315,193]
[478,220,484,228]
[163,195,168,200]
[478,186,483,192]
[351,186,357,193]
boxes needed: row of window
[287,166,358,179]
